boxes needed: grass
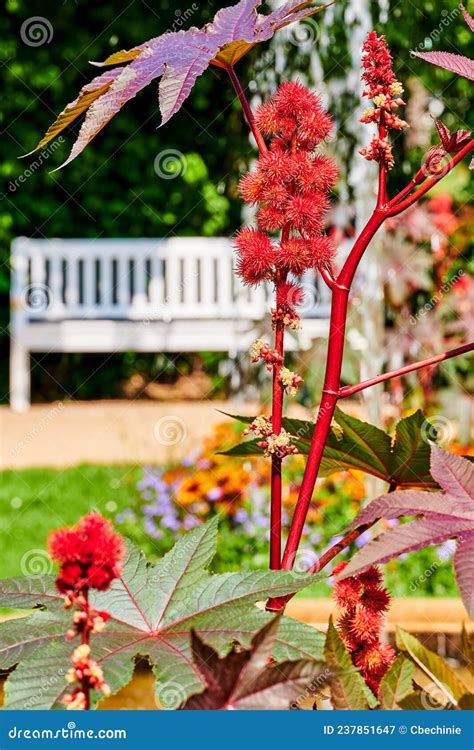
[0,465,141,579]
[0,465,458,601]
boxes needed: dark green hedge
[0,1,472,402]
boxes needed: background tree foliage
[0,0,471,403]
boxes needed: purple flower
[183,515,200,530]
[355,530,372,548]
[207,488,223,502]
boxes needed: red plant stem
[319,264,335,290]
[377,116,388,208]
[279,210,385,575]
[339,342,474,398]
[270,316,285,569]
[388,139,474,216]
[81,590,90,711]
[267,523,373,612]
[226,66,268,156]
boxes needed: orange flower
[175,472,213,507]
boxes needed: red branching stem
[279,211,385,574]
[387,177,417,208]
[270,271,287,569]
[388,139,474,216]
[268,523,374,611]
[270,135,473,607]
[226,66,269,155]
[339,343,474,399]
[81,590,91,711]
[270,322,284,569]
[319,264,335,290]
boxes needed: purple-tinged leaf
[429,445,474,502]
[338,447,474,617]
[461,3,474,31]
[181,616,326,710]
[412,51,474,81]
[454,533,474,618]
[28,1,328,167]
[434,119,472,154]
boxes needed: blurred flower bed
[115,422,458,598]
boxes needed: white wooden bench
[9,237,331,411]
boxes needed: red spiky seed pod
[234,228,275,285]
[284,193,329,234]
[333,562,395,696]
[48,513,125,594]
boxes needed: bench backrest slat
[11,237,332,322]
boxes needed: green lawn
[0,465,142,579]
[0,465,458,601]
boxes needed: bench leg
[10,339,31,412]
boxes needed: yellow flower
[176,472,212,506]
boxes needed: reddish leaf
[434,119,472,154]
[338,447,474,617]
[461,2,474,32]
[181,617,327,710]
[413,51,474,81]
[28,1,328,168]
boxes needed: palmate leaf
[181,616,327,710]
[378,655,414,709]
[27,1,327,168]
[395,628,470,707]
[1,518,324,710]
[412,51,474,81]
[412,4,474,82]
[222,409,442,489]
[338,447,474,618]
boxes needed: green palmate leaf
[397,691,449,710]
[181,616,327,710]
[396,628,469,707]
[378,655,414,709]
[1,518,322,710]
[323,618,374,710]
[222,409,441,489]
